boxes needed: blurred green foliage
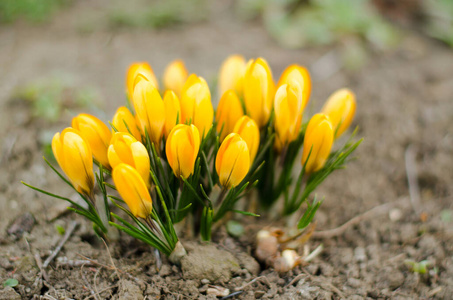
[423,0,453,47]
[108,0,208,29]
[0,0,66,23]
[237,0,399,49]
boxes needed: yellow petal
[163,90,181,138]
[72,114,111,168]
[163,59,188,97]
[216,133,250,189]
[112,163,152,219]
[218,55,246,97]
[278,64,311,109]
[233,116,260,163]
[52,128,95,196]
[216,90,244,141]
[112,106,142,142]
[126,62,159,99]
[321,88,356,138]
[166,124,200,179]
[302,114,334,173]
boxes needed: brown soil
[1,1,452,299]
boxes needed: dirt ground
[0,1,452,299]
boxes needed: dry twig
[234,276,271,291]
[43,221,78,269]
[405,145,421,214]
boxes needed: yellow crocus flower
[111,106,142,142]
[126,62,159,99]
[321,88,356,138]
[216,90,244,141]
[243,57,275,127]
[108,132,150,187]
[72,113,112,168]
[52,128,95,197]
[216,133,250,189]
[233,116,260,163]
[277,64,311,109]
[218,55,246,97]
[163,90,181,138]
[180,74,214,138]
[301,114,334,174]
[133,80,165,147]
[166,124,200,179]
[163,59,188,97]
[274,80,303,150]
[112,163,153,219]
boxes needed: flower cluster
[23,55,361,267]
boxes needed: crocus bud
[321,88,356,138]
[166,124,200,179]
[301,114,334,174]
[277,64,311,109]
[218,55,246,97]
[133,80,165,147]
[112,163,153,219]
[216,90,244,141]
[274,80,303,150]
[243,58,275,127]
[126,62,159,98]
[52,128,95,197]
[180,74,214,138]
[163,59,188,97]
[72,114,112,168]
[163,90,181,138]
[216,133,250,189]
[108,132,150,187]
[111,106,142,142]
[233,116,260,163]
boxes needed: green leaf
[232,210,260,217]
[298,199,322,230]
[3,278,18,287]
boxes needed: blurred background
[1,1,453,298]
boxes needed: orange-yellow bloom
[111,106,142,142]
[180,74,214,138]
[277,64,311,109]
[218,55,246,97]
[243,57,275,127]
[301,114,334,174]
[163,59,188,97]
[233,116,260,163]
[126,62,159,99]
[166,124,200,179]
[72,114,111,168]
[112,163,153,219]
[163,90,181,138]
[216,90,244,141]
[216,133,250,189]
[108,132,150,187]
[321,88,356,138]
[52,128,95,196]
[274,80,303,150]
[133,80,165,147]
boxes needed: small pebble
[389,208,402,221]
[354,247,367,262]
[201,279,210,285]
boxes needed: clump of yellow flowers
[23,55,361,267]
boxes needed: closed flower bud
[277,64,311,109]
[108,132,150,187]
[166,124,200,179]
[126,62,159,98]
[180,74,214,138]
[301,114,334,174]
[111,106,142,142]
[216,90,244,141]
[216,133,250,189]
[243,57,275,127]
[163,59,188,97]
[112,163,153,219]
[72,114,111,168]
[163,90,181,138]
[321,88,356,138]
[218,55,246,97]
[133,80,165,147]
[274,80,303,150]
[52,128,95,197]
[233,116,260,163]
